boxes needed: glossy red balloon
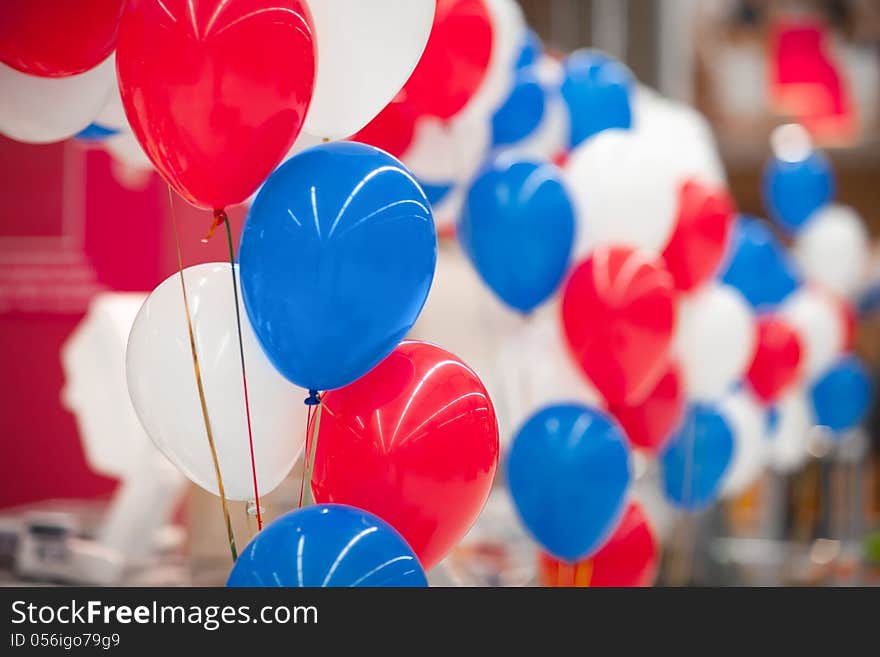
[0,1,126,77]
[311,340,499,570]
[538,503,659,587]
[609,359,684,454]
[351,92,419,158]
[745,315,803,404]
[403,0,493,120]
[561,246,677,406]
[116,0,316,210]
[661,179,736,292]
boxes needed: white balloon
[127,263,308,500]
[720,388,767,497]
[303,0,434,138]
[94,73,129,132]
[458,0,526,122]
[675,282,757,400]
[565,128,680,256]
[779,286,844,380]
[793,204,869,298]
[402,114,490,186]
[103,131,154,190]
[0,56,115,144]
[768,391,812,474]
[632,85,727,186]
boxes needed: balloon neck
[304,390,321,406]
[202,208,228,243]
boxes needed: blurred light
[809,538,840,565]
[770,123,813,163]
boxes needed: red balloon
[609,359,684,454]
[0,1,126,77]
[836,295,857,351]
[116,0,316,210]
[351,92,419,158]
[403,0,493,120]
[311,340,499,570]
[561,246,677,406]
[538,503,660,587]
[745,315,803,404]
[661,179,736,292]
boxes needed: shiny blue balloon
[491,68,546,147]
[660,403,734,511]
[458,155,575,313]
[227,505,427,588]
[507,404,631,562]
[762,150,835,235]
[515,29,542,69]
[560,50,633,149]
[239,142,437,392]
[810,356,873,435]
[75,122,119,141]
[719,216,802,310]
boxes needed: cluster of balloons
[21,1,504,588]
[5,0,873,588]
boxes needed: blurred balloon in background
[565,128,680,256]
[537,502,659,587]
[719,388,767,498]
[719,216,802,310]
[0,56,115,143]
[562,246,676,406]
[0,0,125,77]
[745,316,803,405]
[239,143,437,392]
[792,204,869,298]
[675,281,756,401]
[491,68,546,148]
[660,403,735,511]
[779,286,845,379]
[661,179,736,293]
[508,404,631,562]
[404,0,494,121]
[767,392,813,474]
[561,50,633,149]
[227,505,427,587]
[763,146,835,235]
[126,263,307,500]
[458,156,575,313]
[608,359,685,455]
[809,355,873,435]
[312,341,498,570]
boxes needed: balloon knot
[304,390,321,406]
[202,208,227,243]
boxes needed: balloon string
[297,404,316,509]
[167,187,237,562]
[298,393,323,508]
[214,208,263,531]
[574,559,593,587]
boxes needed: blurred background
[1,0,879,586]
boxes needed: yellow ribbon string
[168,187,237,561]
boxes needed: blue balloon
[491,68,546,147]
[765,405,780,437]
[660,403,734,511]
[515,29,543,70]
[75,122,119,141]
[458,156,575,313]
[810,356,873,435]
[240,142,437,392]
[227,505,427,588]
[763,150,835,235]
[560,50,633,149]
[719,216,802,310]
[507,404,631,562]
